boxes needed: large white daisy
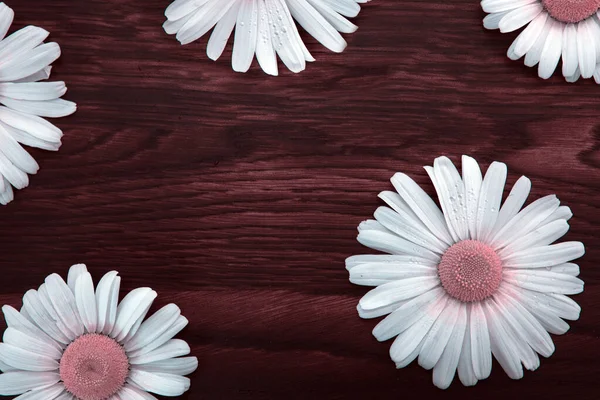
[0,2,76,205]
[163,0,370,75]
[0,264,197,399]
[481,0,600,82]
[347,155,585,389]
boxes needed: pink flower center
[60,334,129,400]
[542,0,600,23]
[437,240,502,302]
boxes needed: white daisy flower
[0,264,197,399]
[163,0,370,75]
[347,155,585,389]
[481,0,600,82]
[0,2,76,205]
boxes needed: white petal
[565,67,580,82]
[537,205,572,227]
[514,12,548,57]
[129,339,191,365]
[0,82,66,101]
[524,15,552,67]
[498,219,569,258]
[135,357,198,376]
[378,191,429,232]
[0,26,49,65]
[503,241,585,269]
[1,306,62,353]
[320,0,360,18]
[306,0,357,34]
[255,0,278,76]
[373,206,448,254]
[74,272,98,333]
[476,161,507,242]
[432,303,467,389]
[95,271,121,334]
[176,0,237,45]
[358,276,441,311]
[2,327,62,360]
[0,359,15,372]
[577,19,596,78]
[483,11,509,30]
[345,254,437,270]
[22,290,71,345]
[419,299,461,370]
[0,343,58,371]
[430,156,469,241]
[349,261,437,287]
[561,23,578,77]
[491,194,560,250]
[116,384,157,400]
[0,3,14,41]
[495,289,554,357]
[490,297,540,371]
[548,262,579,276]
[503,284,571,334]
[44,273,84,338]
[372,287,445,342]
[270,0,314,70]
[489,176,531,239]
[470,302,492,380]
[2,121,59,151]
[503,269,584,295]
[206,1,240,60]
[0,43,61,82]
[125,304,181,352]
[390,172,453,245]
[232,0,259,73]
[13,67,52,84]
[0,149,28,189]
[389,294,449,364]
[457,309,477,387]
[128,369,190,397]
[286,0,346,52]
[481,0,537,13]
[0,98,75,118]
[462,155,482,240]
[13,383,65,400]
[357,229,441,262]
[67,263,87,294]
[0,124,38,174]
[165,0,208,20]
[538,20,564,79]
[111,287,157,342]
[357,300,407,320]
[0,107,62,142]
[163,10,196,35]
[0,371,60,396]
[482,300,523,379]
[498,2,542,33]
[128,316,189,358]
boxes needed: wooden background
[0,0,599,398]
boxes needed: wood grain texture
[0,0,599,398]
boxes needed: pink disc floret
[542,0,600,23]
[60,333,129,400]
[437,240,502,303]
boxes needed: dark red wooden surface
[0,0,599,399]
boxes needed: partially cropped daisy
[482,0,600,82]
[0,264,197,399]
[0,2,76,205]
[163,0,370,75]
[347,155,584,389]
